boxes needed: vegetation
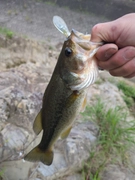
[117,80,135,109]
[0,27,14,39]
[0,168,4,179]
[44,1,56,6]
[117,81,135,98]
[81,98,135,180]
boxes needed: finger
[124,72,135,78]
[109,57,135,77]
[96,43,118,61]
[98,46,135,71]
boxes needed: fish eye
[65,47,72,57]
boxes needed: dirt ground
[47,0,135,20]
[0,0,135,44]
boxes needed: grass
[117,81,135,108]
[45,1,56,6]
[7,10,18,16]
[25,16,33,23]
[81,98,135,180]
[117,81,135,99]
[0,168,4,179]
[116,80,135,117]
[0,27,14,39]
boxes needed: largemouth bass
[24,16,102,165]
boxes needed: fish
[24,16,103,165]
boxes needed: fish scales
[39,61,86,150]
[24,16,102,165]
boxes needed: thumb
[91,21,116,43]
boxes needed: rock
[0,35,58,70]
[24,121,98,180]
[87,72,127,110]
[1,160,38,180]
[0,37,135,180]
[0,35,98,179]
[0,62,50,162]
[101,165,135,180]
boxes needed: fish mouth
[71,29,104,47]
[69,61,98,91]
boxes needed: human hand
[91,13,135,78]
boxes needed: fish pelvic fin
[81,96,87,112]
[24,146,53,166]
[61,126,72,139]
[33,110,42,135]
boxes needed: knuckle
[92,23,102,34]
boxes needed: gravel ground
[0,0,135,44]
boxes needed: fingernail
[105,48,117,59]
[123,48,135,61]
[98,66,104,71]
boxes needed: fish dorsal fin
[33,110,42,135]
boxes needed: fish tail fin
[24,146,53,166]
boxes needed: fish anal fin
[61,126,72,139]
[33,110,42,135]
[24,146,53,166]
[81,96,87,112]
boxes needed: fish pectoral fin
[61,126,72,139]
[81,96,87,112]
[33,110,42,135]
[24,146,53,166]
